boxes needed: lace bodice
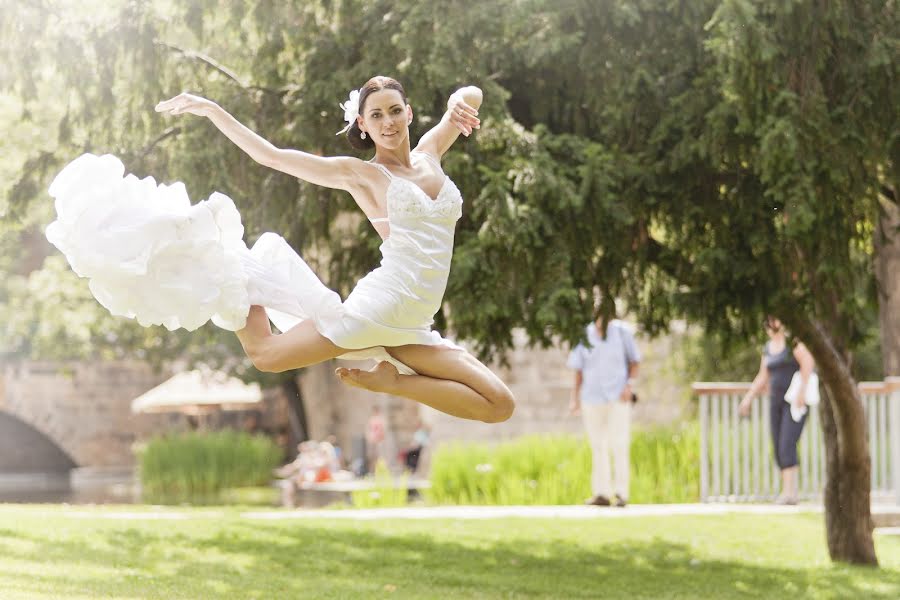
[368,151,463,225]
[386,175,463,222]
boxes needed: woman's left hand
[447,94,480,136]
[155,92,219,118]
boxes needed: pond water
[0,473,139,504]
[0,474,284,506]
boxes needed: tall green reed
[427,422,700,505]
[350,460,409,508]
[138,430,283,504]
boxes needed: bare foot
[335,361,400,393]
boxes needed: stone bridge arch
[0,411,77,472]
[0,360,173,469]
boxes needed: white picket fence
[693,378,900,504]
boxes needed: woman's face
[764,317,783,337]
[358,89,412,150]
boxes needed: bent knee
[482,388,516,423]
[248,347,285,374]
[250,354,276,373]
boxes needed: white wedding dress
[45,152,463,374]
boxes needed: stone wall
[0,324,694,473]
[0,359,297,471]
[422,328,691,445]
[297,326,695,469]
[0,360,176,468]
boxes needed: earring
[360,131,367,140]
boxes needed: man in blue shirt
[568,317,641,507]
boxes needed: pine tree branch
[155,41,297,96]
[137,126,182,159]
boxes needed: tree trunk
[281,376,308,460]
[875,197,900,377]
[786,317,878,565]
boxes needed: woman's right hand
[738,397,752,418]
[447,92,480,136]
[155,92,218,118]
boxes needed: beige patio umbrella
[131,369,262,417]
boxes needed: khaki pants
[582,401,631,499]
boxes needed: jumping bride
[47,76,514,423]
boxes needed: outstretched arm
[415,86,483,159]
[156,93,363,191]
[739,354,769,416]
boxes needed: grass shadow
[0,515,896,599]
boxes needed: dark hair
[346,76,408,150]
[592,293,617,340]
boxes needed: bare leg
[778,466,799,503]
[235,305,273,352]
[239,307,514,421]
[237,305,348,373]
[336,345,515,423]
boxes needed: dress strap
[367,162,392,224]
[369,162,394,181]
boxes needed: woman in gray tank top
[738,317,816,504]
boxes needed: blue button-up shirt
[567,321,641,405]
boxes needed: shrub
[350,460,409,508]
[427,422,700,505]
[138,430,283,504]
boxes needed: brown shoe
[585,495,611,506]
[614,494,628,508]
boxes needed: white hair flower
[335,89,361,135]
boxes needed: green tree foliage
[1,0,897,562]
[2,0,895,354]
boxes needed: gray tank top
[765,342,799,403]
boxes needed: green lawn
[0,505,898,599]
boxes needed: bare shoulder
[346,160,392,215]
[411,146,442,164]
[349,159,393,191]
[793,341,813,360]
[335,155,376,180]
[319,156,383,193]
